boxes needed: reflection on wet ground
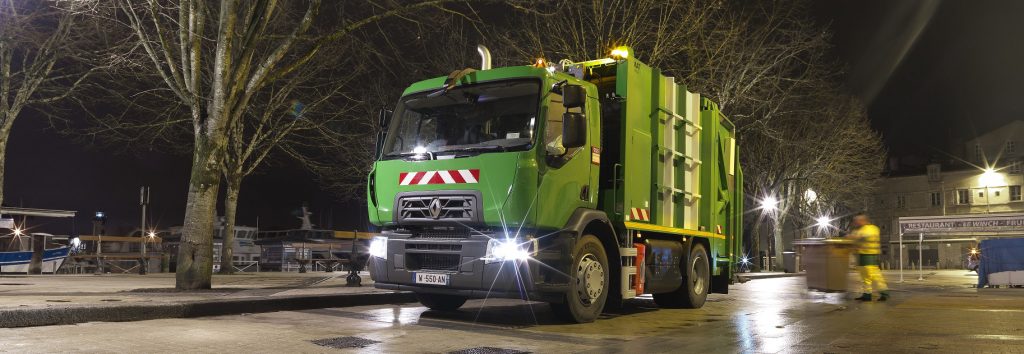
[3,271,1022,353]
[318,273,1024,353]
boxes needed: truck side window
[544,93,580,157]
[544,94,565,148]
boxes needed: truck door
[535,89,595,230]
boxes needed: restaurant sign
[899,213,1024,234]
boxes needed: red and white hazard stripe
[399,169,480,185]
[629,208,650,222]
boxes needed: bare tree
[217,49,363,274]
[93,0,462,288]
[0,0,98,207]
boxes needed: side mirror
[562,84,585,109]
[562,112,586,149]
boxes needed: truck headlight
[484,239,530,263]
[369,236,388,259]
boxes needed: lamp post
[760,196,779,271]
[139,186,150,275]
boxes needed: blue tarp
[978,238,1024,287]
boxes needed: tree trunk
[0,132,8,208]
[772,216,785,271]
[751,212,764,272]
[175,136,224,290]
[218,177,241,274]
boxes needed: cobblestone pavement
[2,270,1022,353]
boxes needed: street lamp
[815,216,831,227]
[12,227,22,236]
[804,189,818,204]
[979,167,1005,213]
[757,195,780,271]
[814,215,833,237]
[760,196,778,211]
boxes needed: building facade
[872,120,1024,269]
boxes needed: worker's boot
[855,293,872,301]
[877,292,890,302]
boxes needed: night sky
[817,0,1024,158]
[7,1,1024,235]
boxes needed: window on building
[957,189,970,205]
[930,192,942,207]
[979,191,985,198]
[1008,140,1017,154]
[1011,161,1023,174]
[896,195,907,209]
[1012,186,1022,201]
[927,164,941,182]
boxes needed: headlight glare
[369,236,388,259]
[485,239,529,263]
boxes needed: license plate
[413,272,449,286]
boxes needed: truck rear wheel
[653,243,710,309]
[550,235,608,323]
[416,293,467,311]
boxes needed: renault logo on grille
[427,198,443,219]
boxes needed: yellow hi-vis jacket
[853,224,881,255]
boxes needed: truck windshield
[382,80,539,159]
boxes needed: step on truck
[366,46,743,323]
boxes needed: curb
[0,291,417,328]
[737,272,805,281]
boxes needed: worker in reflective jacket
[848,214,889,301]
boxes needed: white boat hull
[0,247,70,274]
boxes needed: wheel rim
[691,252,708,295]
[576,254,605,305]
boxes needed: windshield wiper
[383,151,435,160]
[443,145,508,153]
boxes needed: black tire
[549,235,609,323]
[416,293,467,311]
[653,243,710,309]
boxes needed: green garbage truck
[366,46,743,323]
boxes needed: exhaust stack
[477,45,492,70]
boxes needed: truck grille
[414,228,472,239]
[407,253,460,271]
[396,193,480,224]
[406,243,463,252]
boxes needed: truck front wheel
[653,243,710,309]
[416,293,467,311]
[550,234,608,323]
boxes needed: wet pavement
[0,272,386,309]
[2,270,1023,353]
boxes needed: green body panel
[616,59,654,224]
[601,56,742,275]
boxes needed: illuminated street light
[760,196,778,211]
[147,231,156,238]
[13,228,22,236]
[804,189,818,203]
[815,216,831,228]
[979,168,1004,187]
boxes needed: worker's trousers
[858,265,888,294]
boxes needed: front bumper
[368,229,573,302]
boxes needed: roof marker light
[610,46,629,59]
